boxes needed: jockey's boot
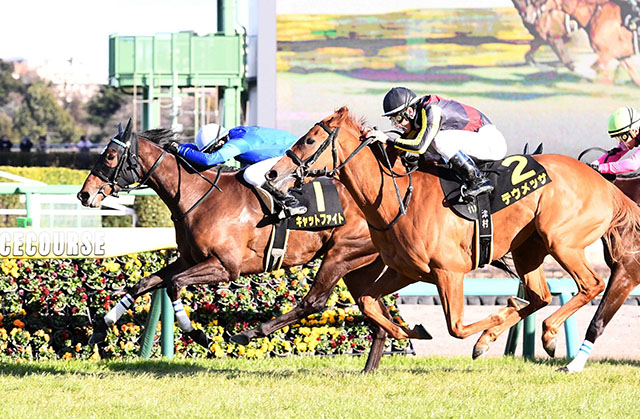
[449,151,494,198]
[261,182,308,219]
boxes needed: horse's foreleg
[619,55,640,87]
[342,257,390,373]
[474,242,551,358]
[230,248,380,348]
[88,259,188,345]
[542,247,605,357]
[357,271,428,340]
[436,268,526,355]
[561,261,640,373]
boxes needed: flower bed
[0,252,410,361]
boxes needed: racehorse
[536,0,640,85]
[512,0,578,71]
[264,106,640,359]
[559,152,640,372]
[76,121,424,372]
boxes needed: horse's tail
[604,184,640,262]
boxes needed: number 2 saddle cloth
[438,154,552,221]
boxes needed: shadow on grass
[0,358,370,379]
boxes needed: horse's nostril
[77,191,89,203]
[265,170,277,181]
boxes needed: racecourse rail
[1,183,636,359]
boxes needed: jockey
[167,123,307,218]
[369,87,507,197]
[591,106,640,175]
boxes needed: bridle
[90,120,223,221]
[284,120,416,231]
[89,119,158,200]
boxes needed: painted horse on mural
[265,106,640,359]
[531,0,640,85]
[76,120,428,372]
[512,0,579,71]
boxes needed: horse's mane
[139,128,240,174]
[330,106,367,134]
[139,129,177,146]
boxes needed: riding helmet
[382,87,418,117]
[196,123,230,151]
[608,106,640,137]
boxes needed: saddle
[439,155,552,268]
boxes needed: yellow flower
[272,268,285,279]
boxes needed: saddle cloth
[286,177,346,230]
[439,154,552,221]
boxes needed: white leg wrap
[565,340,594,373]
[173,299,194,332]
[104,294,134,325]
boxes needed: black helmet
[382,87,417,117]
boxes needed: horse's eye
[106,154,115,161]
[305,137,315,145]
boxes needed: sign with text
[0,228,177,259]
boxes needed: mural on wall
[276,3,640,157]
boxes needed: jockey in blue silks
[171,123,307,218]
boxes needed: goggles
[613,131,632,144]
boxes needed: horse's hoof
[543,338,557,358]
[507,296,530,310]
[472,344,489,360]
[556,366,570,373]
[88,319,108,344]
[415,324,433,340]
[229,333,250,346]
[187,329,212,349]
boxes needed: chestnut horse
[560,153,640,372]
[512,0,577,71]
[76,122,420,372]
[536,0,640,85]
[265,106,640,359]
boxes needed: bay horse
[512,0,578,71]
[536,0,640,85]
[76,121,425,372]
[265,106,640,359]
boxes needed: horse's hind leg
[473,241,552,358]
[541,246,605,357]
[166,257,235,349]
[89,259,188,345]
[562,258,640,372]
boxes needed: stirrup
[461,182,494,199]
[277,205,308,220]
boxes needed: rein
[170,154,223,222]
[285,120,414,231]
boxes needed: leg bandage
[172,299,194,332]
[565,340,594,373]
[104,294,134,325]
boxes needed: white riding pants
[243,156,282,187]
[432,125,507,161]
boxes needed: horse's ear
[122,118,133,142]
[116,122,124,139]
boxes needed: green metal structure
[108,0,246,132]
